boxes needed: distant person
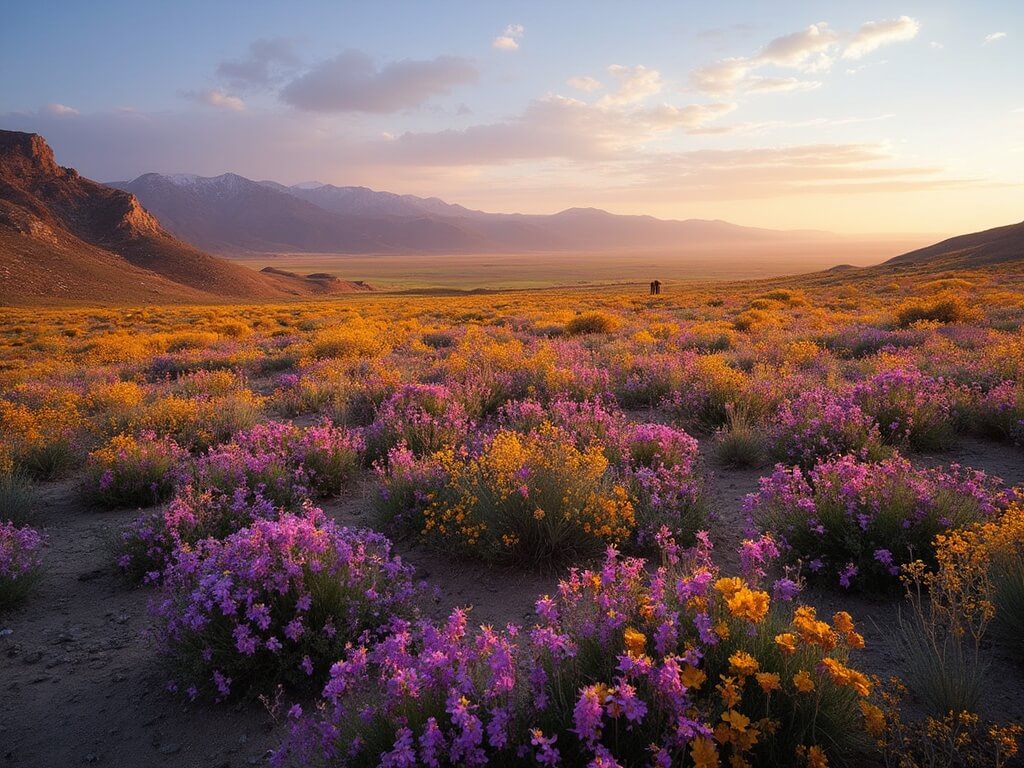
[650,279,661,295]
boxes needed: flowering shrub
[192,422,363,508]
[365,384,471,461]
[117,485,279,584]
[0,465,35,525]
[922,504,1024,659]
[498,398,629,464]
[150,511,418,700]
[565,311,620,335]
[373,443,447,533]
[624,423,705,540]
[0,521,44,612]
[747,455,1009,590]
[973,380,1024,444]
[872,679,1022,768]
[420,424,635,564]
[136,390,264,452]
[852,368,956,451]
[82,431,188,508]
[769,388,887,468]
[276,532,871,767]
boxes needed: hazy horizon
[2,1,1023,235]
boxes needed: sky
[1,0,1022,235]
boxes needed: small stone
[158,742,181,755]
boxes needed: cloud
[492,24,524,51]
[567,75,603,92]
[929,41,944,50]
[217,37,299,88]
[984,32,1007,45]
[41,103,78,117]
[743,76,821,93]
[597,64,662,107]
[692,17,919,96]
[843,16,920,59]
[759,22,838,69]
[182,88,245,111]
[280,51,477,113]
[691,58,752,96]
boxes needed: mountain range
[109,172,834,256]
[0,130,370,303]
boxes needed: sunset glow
[2,1,1022,235]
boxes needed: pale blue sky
[2,1,1021,233]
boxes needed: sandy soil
[2,434,1022,767]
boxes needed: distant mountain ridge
[109,172,837,256]
[885,219,1024,268]
[0,130,370,303]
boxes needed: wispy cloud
[692,17,919,96]
[279,51,477,113]
[843,16,920,60]
[984,32,1007,45]
[492,24,524,51]
[182,88,245,112]
[217,37,299,88]
[41,102,78,117]
[567,75,603,92]
[597,64,662,107]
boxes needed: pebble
[158,742,182,755]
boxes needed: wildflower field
[2,263,1024,767]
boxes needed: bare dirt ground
[2,434,1022,767]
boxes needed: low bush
[852,367,956,452]
[747,455,1009,590]
[0,521,44,612]
[276,532,872,767]
[624,423,705,540]
[769,388,887,469]
[0,466,35,525]
[365,383,470,461]
[895,295,980,327]
[421,424,635,564]
[150,511,418,700]
[565,311,620,335]
[82,431,187,509]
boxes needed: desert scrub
[565,311,620,335]
[746,455,1009,590]
[624,423,706,540]
[150,511,418,700]
[136,390,264,452]
[714,404,768,468]
[365,383,471,461]
[191,422,363,508]
[373,443,448,533]
[872,679,1022,768]
[82,431,187,509]
[0,464,35,525]
[0,521,44,612]
[769,387,887,468]
[276,532,872,768]
[852,367,956,451]
[895,295,980,327]
[972,380,1024,444]
[420,424,635,564]
[118,486,280,584]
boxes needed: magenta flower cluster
[769,388,884,468]
[366,384,471,460]
[0,520,45,611]
[193,421,364,508]
[150,510,418,700]
[274,530,859,767]
[746,453,1010,588]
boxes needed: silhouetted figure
[650,279,661,295]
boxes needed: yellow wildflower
[793,670,815,693]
